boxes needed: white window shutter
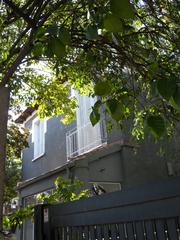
[76,93,102,154]
[32,120,35,143]
[33,120,39,158]
[32,117,45,159]
[40,120,45,154]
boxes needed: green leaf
[94,81,112,97]
[172,86,180,108]
[44,45,54,58]
[157,76,177,101]
[150,80,158,97]
[48,38,66,58]
[148,62,158,74]
[86,52,96,64]
[85,26,98,40]
[36,27,46,39]
[170,86,180,110]
[104,14,123,33]
[59,27,71,46]
[169,97,180,111]
[46,25,58,36]
[106,99,124,121]
[94,100,102,111]
[147,115,165,138]
[110,0,135,20]
[90,110,100,126]
[32,42,44,57]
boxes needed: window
[76,94,102,154]
[66,92,107,160]
[32,117,46,160]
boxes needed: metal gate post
[34,204,52,240]
[34,205,43,240]
[42,205,52,240]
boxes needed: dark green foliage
[94,81,112,97]
[106,99,124,122]
[3,177,89,230]
[110,0,135,19]
[172,86,180,109]
[157,76,177,101]
[147,115,166,139]
[3,206,33,230]
[5,124,28,204]
[59,27,71,46]
[104,14,123,33]
[48,38,66,58]
[86,26,99,40]
[0,0,179,141]
[37,176,89,204]
[90,110,100,126]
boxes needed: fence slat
[69,227,72,240]
[166,218,178,240]
[155,219,166,240]
[126,223,135,240]
[110,224,117,240]
[103,225,109,240]
[79,226,84,240]
[118,223,126,240]
[64,226,68,240]
[58,228,62,240]
[135,221,145,240]
[72,227,79,240]
[54,228,59,240]
[96,225,102,240]
[144,220,155,240]
[89,225,96,240]
[84,226,89,240]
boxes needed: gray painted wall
[22,112,178,194]
[22,115,76,180]
[22,113,123,181]
[120,132,178,188]
[19,112,179,240]
[19,170,67,200]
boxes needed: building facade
[16,94,178,240]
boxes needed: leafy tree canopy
[0,0,179,139]
[0,0,179,232]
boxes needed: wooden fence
[34,176,180,240]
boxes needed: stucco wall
[21,113,178,193]
[121,137,169,188]
[22,115,76,180]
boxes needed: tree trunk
[0,86,10,232]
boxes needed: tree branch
[3,0,36,27]
[39,0,69,26]
[33,0,47,20]
[0,29,36,88]
[0,0,70,88]
[4,0,34,25]
[1,26,30,69]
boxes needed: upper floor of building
[16,94,124,181]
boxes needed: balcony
[66,120,107,160]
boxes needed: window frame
[32,116,46,161]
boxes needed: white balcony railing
[66,120,107,160]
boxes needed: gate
[34,176,180,240]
